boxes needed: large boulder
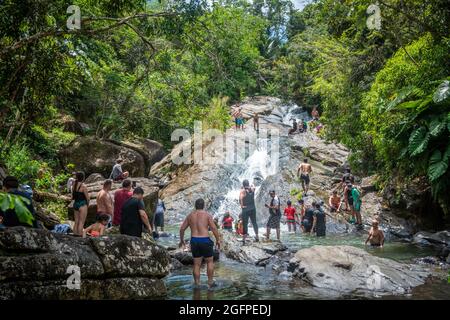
[289,245,430,297]
[0,227,170,299]
[113,139,166,176]
[59,136,147,177]
[412,230,450,248]
[68,177,159,225]
[221,231,287,265]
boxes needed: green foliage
[0,192,34,226]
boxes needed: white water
[214,103,310,236]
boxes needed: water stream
[158,103,449,300]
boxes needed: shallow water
[158,225,449,300]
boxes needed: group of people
[69,170,165,239]
[231,104,260,132]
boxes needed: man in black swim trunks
[297,158,312,194]
[179,199,221,288]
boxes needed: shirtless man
[179,198,221,288]
[253,113,260,131]
[297,158,312,194]
[365,220,384,247]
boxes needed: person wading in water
[297,158,312,194]
[239,179,259,245]
[179,198,221,289]
[265,190,281,240]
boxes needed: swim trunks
[300,174,310,184]
[190,237,214,258]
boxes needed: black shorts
[154,213,164,227]
[190,240,214,258]
[302,220,312,232]
[300,174,310,184]
[348,198,354,206]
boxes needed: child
[83,214,109,237]
[365,220,385,248]
[284,200,297,232]
[222,212,234,232]
[328,190,342,213]
[235,214,244,236]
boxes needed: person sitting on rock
[0,176,37,228]
[284,200,297,232]
[365,220,384,247]
[109,159,129,181]
[235,214,244,236]
[120,187,152,238]
[83,214,109,237]
[222,212,234,232]
[96,179,113,228]
[288,119,298,135]
[329,190,342,213]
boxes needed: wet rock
[289,245,429,296]
[360,175,378,193]
[221,231,287,265]
[0,227,170,299]
[412,231,450,248]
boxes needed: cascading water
[214,103,310,235]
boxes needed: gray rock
[0,227,170,299]
[289,245,430,296]
[413,230,450,247]
[84,173,105,184]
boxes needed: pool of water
[158,225,449,300]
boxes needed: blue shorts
[190,237,214,258]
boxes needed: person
[253,113,260,131]
[72,172,90,236]
[222,212,234,232]
[351,184,363,227]
[265,190,281,241]
[154,198,166,232]
[83,214,109,237]
[236,108,244,130]
[232,105,240,130]
[340,168,355,211]
[109,159,129,181]
[297,199,305,231]
[297,158,312,194]
[0,176,37,228]
[239,179,259,244]
[311,106,320,120]
[288,119,298,135]
[67,172,76,193]
[284,200,296,232]
[311,203,326,237]
[365,220,384,247]
[120,187,152,238]
[96,179,113,227]
[328,190,342,213]
[235,214,244,236]
[179,198,221,288]
[302,201,315,233]
[113,179,133,226]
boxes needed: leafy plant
[0,192,34,226]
